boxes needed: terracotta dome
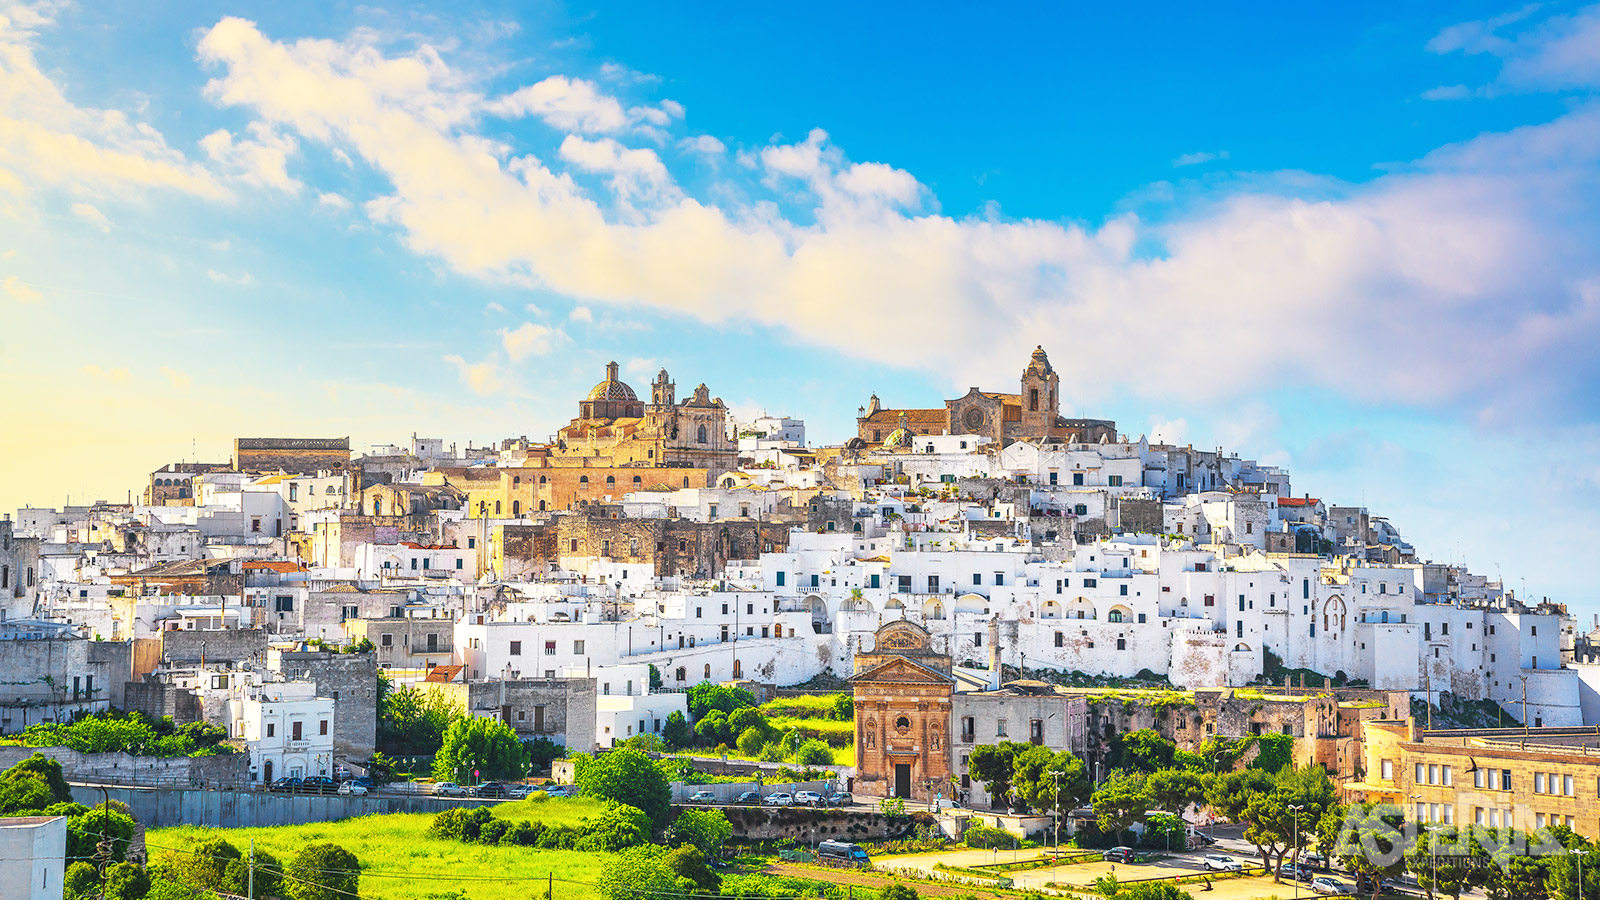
[586,361,638,402]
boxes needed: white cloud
[1173,150,1229,167]
[195,17,1600,423]
[317,191,351,210]
[623,356,657,378]
[0,3,226,206]
[499,321,565,360]
[159,366,193,391]
[1430,4,1600,92]
[558,135,675,207]
[679,135,726,156]
[200,121,300,192]
[568,305,593,323]
[524,302,545,316]
[69,201,112,232]
[1147,417,1189,445]
[206,268,256,286]
[1421,84,1474,101]
[79,364,130,383]
[442,352,507,395]
[485,75,629,133]
[484,301,506,314]
[3,275,41,301]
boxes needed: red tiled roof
[1278,497,1321,507]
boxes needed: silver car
[764,792,794,806]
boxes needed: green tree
[598,844,688,900]
[1332,803,1411,900]
[1405,824,1474,900]
[669,808,734,857]
[104,861,150,900]
[67,806,137,865]
[791,739,833,767]
[379,682,462,756]
[1240,765,1339,881]
[523,737,565,772]
[64,861,99,900]
[1544,830,1600,900]
[286,843,360,900]
[1145,769,1206,815]
[1204,767,1274,823]
[649,664,664,690]
[1111,729,1176,773]
[829,695,855,721]
[967,742,1029,807]
[164,836,242,891]
[578,801,653,851]
[1,753,72,804]
[433,716,528,782]
[686,683,757,720]
[0,774,52,814]
[735,726,765,756]
[661,711,692,750]
[664,845,721,894]
[1091,770,1151,843]
[1010,747,1088,816]
[693,710,730,746]
[1143,812,1188,851]
[576,746,672,829]
[728,707,769,737]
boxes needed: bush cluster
[964,824,1020,850]
[429,801,650,851]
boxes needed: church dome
[883,427,913,448]
[586,361,638,402]
[587,379,638,402]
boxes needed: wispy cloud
[1429,3,1600,92]
[70,202,113,232]
[499,322,566,361]
[3,275,41,302]
[207,269,256,286]
[1172,150,1229,168]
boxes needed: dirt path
[763,862,1021,899]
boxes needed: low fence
[670,780,833,804]
[0,746,248,789]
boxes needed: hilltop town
[2,347,1596,839]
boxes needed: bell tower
[1019,345,1060,436]
[651,368,675,409]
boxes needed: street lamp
[1575,849,1590,900]
[1411,794,1435,900]
[1288,803,1304,900]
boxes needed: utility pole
[248,838,255,900]
[1288,803,1303,900]
[1521,675,1531,738]
[1425,666,1433,731]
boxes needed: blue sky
[1,1,1598,614]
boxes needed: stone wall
[235,437,351,475]
[123,681,201,725]
[1115,498,1164,535]
[162,629,267,664]
[70,783,497,829]
[1,746,249,788]
[714,805,932,843]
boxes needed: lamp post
[1411,794,1434,900]
[1575,849,1590,900]
[1288,803,1304,900]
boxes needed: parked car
[817,840,871,868]
[1188,829,1217,846]
[542,785,571,798]
[301,776,339,795]
[734,791,763,805]
[350,776,374,790]
[764,792,794,806]
[688,790,718,804]
[1103,846,1136,863]
[1204,855,1244,872]
[506,784,531,799]
[821,792,853,807]
[1277,863,1314,882]
[794,791,823,806]
[268,777,302,793]
[1311,876,1349,895]
[1301,851,1327,869]
[433,782,467,797]
[471,782,508,798]
[337,781,368,796]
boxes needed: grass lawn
[765,716,853,737]
[147,798,613,900]
[759,694,847,718]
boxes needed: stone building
[344,616,455,669]
[851,621,956,802]
[415,671,597,751]
[234,437,351,475]
[554,362,738,475]
[0,516,41,620]
[855,347,1117,448]
[270,648,379,760]
[145,462,231,506]
[0,623,132,733]
[493,506,790,579]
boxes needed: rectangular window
[381,633,393,647]
[574,640,585,654]
[320,720,329,736]
[996,719,1007,736]
[928,575,940,592]
[1382,760,1394,781]
[544,641,556,655]
[1084,578,1098,588]
[292,721,303,741]
[1055,631,1064,647]
[1120,584,1128,595]
[973,573,982,585]
[869,574,880,589]
[1565,775,1575,796]
[267,723,274,737]
[1443,766,1453,786]
[1073,473,1085,486]
[510,641,522,656]
[1417,763,1426,784]
[897,575,912,593]
[776,572,785,586]
[1429,764,1439,785]
[994,572,1005,586]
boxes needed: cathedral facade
[554,362,738,475]
[855,346,1117,448]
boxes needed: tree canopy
[577,746,672,829]
[433,716,528,782]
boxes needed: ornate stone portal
[850,621,955,802]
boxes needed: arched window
[853,522,862,533]
[633,475,642,485]
[538,501,546,511]
[579,475,589,485]
[513,476,521,485]
[704,664,712,679]
[606,476,615,486]
[512,501,521,516]
[494,500,501,514]
[540,475,548,484]
[676,667,686,682]
[372,499,382,516]
[733,660,743,678]
[697,424,708,443]
[682,477,690,488]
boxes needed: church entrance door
[894,764,911,799]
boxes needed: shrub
[63,862,98,900]
[287,843,360,900]
[736,727,766,756]
[104,862,149,900]
[880,884,919,900]
[669,808,733,856]
[877,797,906,817]
[791,739,834,767]
[576,746,672,829]
[577,801,652,851]
[965,825,1019,850]
[829,695,855,721]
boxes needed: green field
[148,797,612,900]
[757,694,847,718]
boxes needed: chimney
[987,617,1003,690]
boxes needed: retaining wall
[69,783,498,829]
